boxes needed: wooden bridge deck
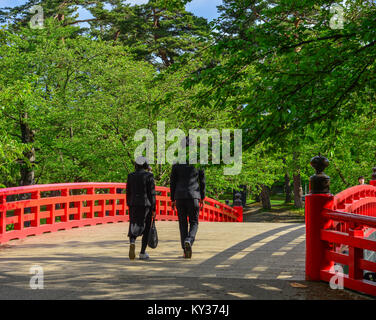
[0,221,371,300]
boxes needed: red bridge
[0,183,243,244]
[306,158,376,297]
[0,159,375,299]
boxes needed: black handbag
[148,218,158,249]
[129,223,145,238]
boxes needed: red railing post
[305,193,333,281]
[163,189,168,217]
[0,194,6,237]
[87,187,94,219]
[306,154,332,281]
[46,204,54,225]
[61,188,69,222]
[31,190,40,228]
[348,228,364,280]
[15,208,23,231]
[75,199,82,221]
[233,206,243,222]
[109,187,116,217]
[155,196,160,218]
[98,188,105,218]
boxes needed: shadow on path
[0,222,372,300]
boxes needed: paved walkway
[0,222,372,299]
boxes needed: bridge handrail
[322,209,376,229]
[306,183,376,297]
[0,182,243,244]
[324,184,376,213]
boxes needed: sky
[0,0,224,21]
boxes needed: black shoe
[184,241,192,259]
[129,242,136,260]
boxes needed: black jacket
[170,164,206,201]
[126,169,156,210]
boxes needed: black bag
[148,218,158,249]
[129,223,145,238]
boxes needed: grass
[247,199,257,205]
[270,199,285,205]
[256,194,305,216]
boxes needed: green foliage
[1,1,210,68]
[184,0,376,147]
[0,0,375,201]
[0,19,242,199]
[87,0,210,68]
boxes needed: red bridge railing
[0,183,242,245]
[306,159,376,296]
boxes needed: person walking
[170,137,206,259]
[126,157,156,260]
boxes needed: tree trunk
[20,112,36,186]
[282,158,291,203]
[284,172,292,203]
[152,8,171,67]
[254,184,261,202]
[114,30,120,43]
[293,173,303,208]
[260,184,271,210]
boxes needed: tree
[216,0,271,39]
[1,1,210,69]
[292,152,303,208]
[0,0,94,28]
[88,0,211,68]
[183,0,376,148]
[0,26,48,185]
[0,15,240,196]
[233,143,283,209]
[283,158,292,203]
[0,132,24,188]
[0,20,157,185]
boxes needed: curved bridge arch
[325,185,376,214]
[0,183,242,244]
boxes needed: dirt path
[243,203,305,223]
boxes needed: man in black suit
[126,157,156,260]
[170,138,206,259]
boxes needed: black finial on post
[233,192,243,207]
[309,155,330,194]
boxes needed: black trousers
[128,206,152,254]
[176,199,200,249]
